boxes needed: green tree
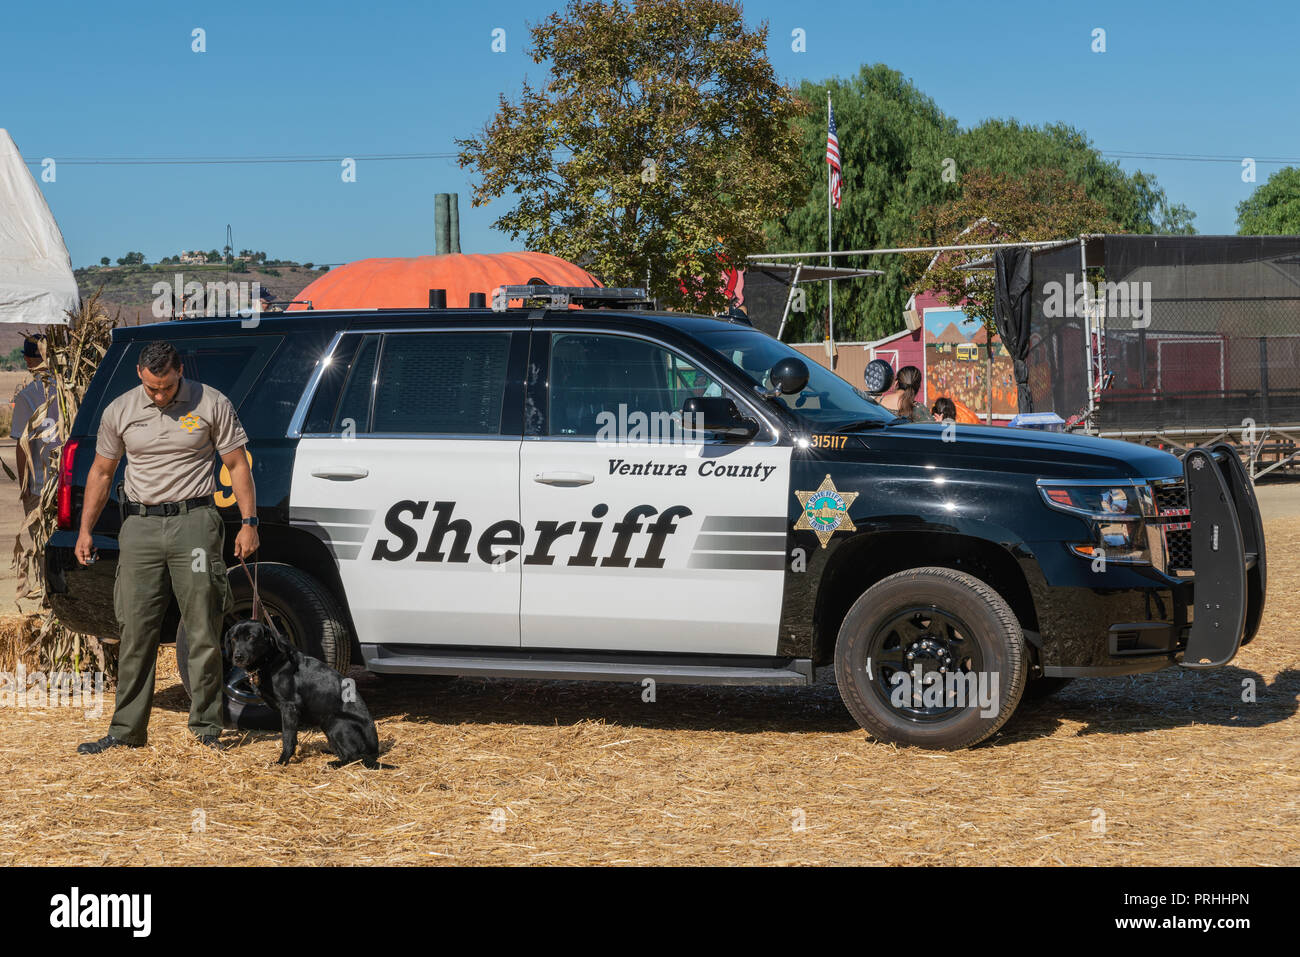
[910,167,1119,330]
[1236,166,1300,234]
[458,0,808,312]
[766,87,1196,342]
[205,249,222,263]
[764,63,958,341]
[956,120,1195,235]
[99,256,109,266]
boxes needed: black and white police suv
[46,286,1266,749]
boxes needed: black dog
[225,620,389,769]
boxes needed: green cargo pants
[109,502,234,744]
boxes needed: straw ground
[0,518,1296,866]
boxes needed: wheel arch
[811,530,1039,667]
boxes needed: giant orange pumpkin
[286,252,600,311]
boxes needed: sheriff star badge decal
[794,474,858,548]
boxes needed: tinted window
[694,326,897,429]
[302,334,364,434]
[332,335,380,433]
[548,332,723,438]
[239,329,337,437]
[83,336,277,438]
[371,332,510,435]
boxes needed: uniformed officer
[75,340,259,753]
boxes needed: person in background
[932,394,981,424]
[12,334,60,516]
[258,288,282,314]
[931,397,957,422]
[881,365,930,422]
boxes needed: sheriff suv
[45,287,1267,749]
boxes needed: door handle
[534,471,595,487]
[311,466,370,480]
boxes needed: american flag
[826,104,842,210]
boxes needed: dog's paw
[275,755,292,766]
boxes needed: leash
[236,555,284,640]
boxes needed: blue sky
[4,0,1297,267]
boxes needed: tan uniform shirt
[96,377,248,505]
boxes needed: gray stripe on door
[700,515,788,533]
[687,553,786,571]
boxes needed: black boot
[197,734,223,750]
[77,734,141,755]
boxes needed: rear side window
[80,336,278,439]
[237,328,338,438]
[371,332,511,435]
[331,335,380,433]
[302,334,363,434]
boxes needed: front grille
[1164,528,1193,570]
[1154,482,1188,514]
[1153,480,1193,572]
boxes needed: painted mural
[923,308,1017,417]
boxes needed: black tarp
[1024,244,1089,419]
[993,246,1036,413]
[1098,235,1300,431]
[1017,235,1300,430]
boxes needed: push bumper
[1180,443,1267,668]
[1025,443,1265,678]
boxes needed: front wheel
[834,567,1028,749]
[176,563,352,730]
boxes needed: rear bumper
[45,529,121,639]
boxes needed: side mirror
[769,357,809,396]
[681,397,759,440]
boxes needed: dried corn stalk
[8,289,117,676]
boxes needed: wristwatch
[241,516,260,527]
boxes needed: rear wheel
[834,567,1028,749]
[176,563,351,731]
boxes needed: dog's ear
[270,628,295,656]
[221,621,242,658]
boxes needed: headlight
[1038,481,1155,564]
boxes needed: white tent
[0,129,78,325]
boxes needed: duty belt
[122,494,216,517]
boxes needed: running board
[360,644,814,686]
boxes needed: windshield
[694,326,899,429]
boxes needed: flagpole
[827,92,834,362]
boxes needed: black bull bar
[1182,443,1268,668]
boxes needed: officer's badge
[794,474,858,548]
[179,413,202,433]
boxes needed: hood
[847,422,1181,482]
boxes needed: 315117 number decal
[810,434,847,450]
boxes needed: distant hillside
[0,263,329,357]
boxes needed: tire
[1023,676,1074,700]
[833,567,1028,750]
[176,563,352,731]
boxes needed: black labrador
[225,620,389,769]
